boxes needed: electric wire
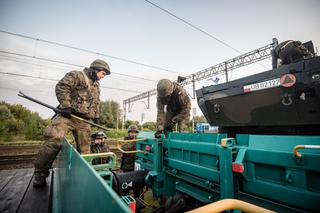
[0,54,156,85]
[143,0,269,70]
[0,86,52,95]
[0,50,158,83]
[0,71,144,93]
[144,0,242,54]
[0,29,180,74]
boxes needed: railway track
[0,154,37,165]
[0,144,41,154]
[0,143,122,170]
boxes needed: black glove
[93,118,100,125]
[60,108,72,118]
[154,131,162,139]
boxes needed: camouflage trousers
[34,115,91,176]
[164,111,189,133]
[120,142,136,172]
[90,144,110,165]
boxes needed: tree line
[0,100,207,141]
[0,101,50,141]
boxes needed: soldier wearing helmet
[33,59,110,188]
[90,131,109,153]
[90,131,110,165]
[155,79,191,138]
[120,125,139,172]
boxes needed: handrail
[116,138,148,155]
[81,152,116,158]
[186,199,275,213]
[81,152,117,170]
[117,138,148,143]
[116,143,148,155]
[293,145,320,157]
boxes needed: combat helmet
[90,59,111,75]
[128,125,139,133]
[157,79,174,97]
[91,131,107,139]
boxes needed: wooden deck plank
[0,169,33,213]
[0,169,18,192]
[17,171,52,213]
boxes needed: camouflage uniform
[156,82,191,134]
[91,143,110,154]
[120,125,139,171]
[120,136,136,172]
[34,67,102,177]
[273,40,313,66]
[91,145,110,165]
[90,131,110,165]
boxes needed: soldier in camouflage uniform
[33,59,110,188]
[90,131,109,153]
[272,40,313,68]
[90,131,110,165]
[155,79,191,138]
[120,125,139,172]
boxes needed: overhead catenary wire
[0,86,52,95]
[0,54,156,86]
[0,71,144,93]
[0,50,158,83]
[143,0,269,70]
[0,29,181,74]
[144,0,242,54]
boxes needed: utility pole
[122,100,126,130]
[192,108,196,133]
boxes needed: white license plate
[243,78,280,93]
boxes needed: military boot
[33,173,46,188]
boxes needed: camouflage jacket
[55,68,100,119]
[156,83,191,131]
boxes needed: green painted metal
[47,130,319,212]
[135,132,154,171]
[136,132,230,201]
[236,134,320,212]
[81,152,117,170]
[218,145,234,199]
[165,133,227,183]
[135,132,320,212]
[145,136,165,197]
[81,153,116,187]
[52,139,131,213]
[176,181,214,203]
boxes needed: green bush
[105,129,127,139]
[0,102,49,141]
[142,121,156,131]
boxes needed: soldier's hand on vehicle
[60,107,72,118]
[154,131,162,139]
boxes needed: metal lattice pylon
[123,39,276,113]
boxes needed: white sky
[0,0,319,123]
